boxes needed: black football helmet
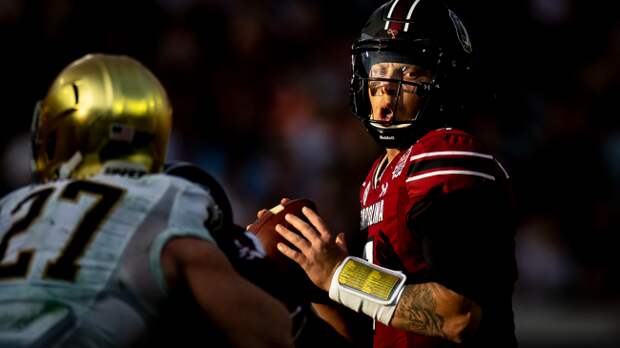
[350,0,473,148]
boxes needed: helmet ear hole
[351,75,363,94]
[350,76,370,120]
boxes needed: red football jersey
[359,128,509,348]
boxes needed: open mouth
[379,106,394,121]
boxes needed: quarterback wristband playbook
[329,256,406,325]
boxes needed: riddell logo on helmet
[380,135,395,140]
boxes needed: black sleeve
[407,183,518,304]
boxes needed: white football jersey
[0,173,217,348]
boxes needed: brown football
[247,198,326,302]
[247,199,316,270]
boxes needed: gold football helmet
[31,54,172,182]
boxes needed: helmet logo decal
[448,9,472,54]
[387,28,399,39]
[384,0,401,30]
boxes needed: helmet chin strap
[365,100,429,149]
[59,152,83,179]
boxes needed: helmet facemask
[351,41,441,148]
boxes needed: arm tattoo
[393,283,447,338]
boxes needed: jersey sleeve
[149,177,219,293]
[166,180,219,242]
[405,129,509,200]
[404,129,516,302]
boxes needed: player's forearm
[391,282,481,343]
[324,257,480,343]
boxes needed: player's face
[368,62,432,123]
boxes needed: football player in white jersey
[0,54,293,348]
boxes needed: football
[247,198,325,302]
[247,199,316,271]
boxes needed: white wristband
[329,256,406,325]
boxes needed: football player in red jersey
[271,0,518,347]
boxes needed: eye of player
[401,66,431,84]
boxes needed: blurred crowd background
[1,0,619,346]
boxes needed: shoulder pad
[405,128,509,197]
[412,128,483,154]
[164,162,233,228]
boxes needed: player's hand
[247,198,290,230]
[275,207,348,291]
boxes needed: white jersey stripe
[403,0,422,32]
[409,151,494,162]
[373,154,389,189]
[406,170,495,183]
[494,159,510,179]
[384,0,400,30]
